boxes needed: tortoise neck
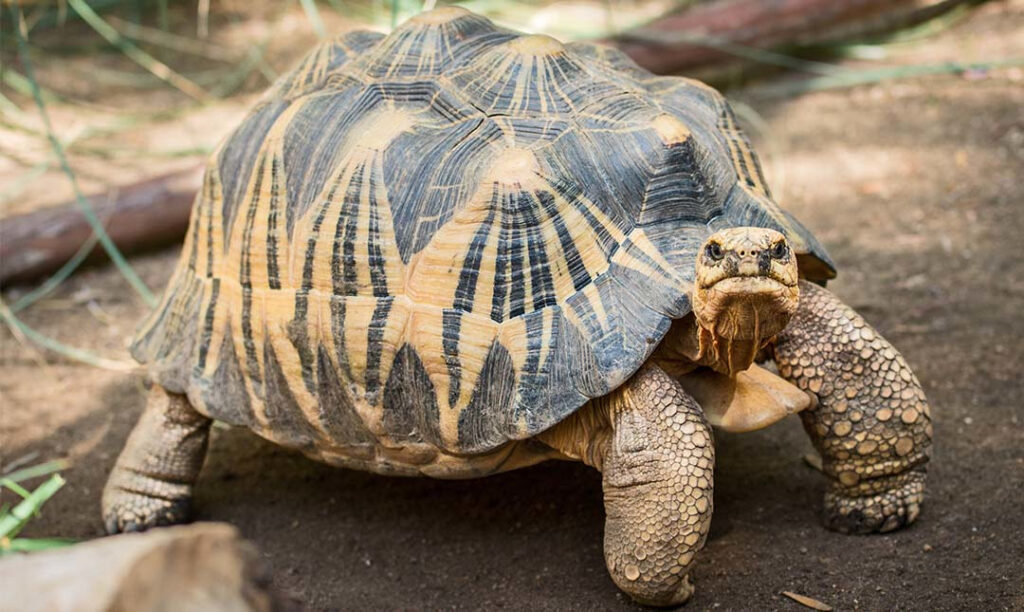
[654,314,767,378]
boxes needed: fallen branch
[0,165,203,287]
[610,0,978,76]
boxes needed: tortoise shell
[132,7,834,456]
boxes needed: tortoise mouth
[693,276,799,342]
[702,275,796,294]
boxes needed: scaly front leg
[604,365,715,605]
[543,364,715,606]
[771,281,932,534]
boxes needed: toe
[824,477,924,535]
[628,575,694,608]
[102,491,193,534]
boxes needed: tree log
[610,0,975,77]
[0,165,202,286]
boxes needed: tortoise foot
[629,575,694,608]
[823,471,925,535]
[103,485,194,534]
[101,386,210,535]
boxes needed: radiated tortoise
[103,8,933,606]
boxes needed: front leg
[772,281,932,534]
[543,364,715,606]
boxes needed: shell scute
[356,8,512,79]
[448,40,624,116]
[271,30,385,101]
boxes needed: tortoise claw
[823,473,924,535]
[102,491,193,535]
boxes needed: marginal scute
[316,345,375,445]
[261,332,321,450]
[205,325,255,428]
[459,339,517,450]
[382,344,443,446]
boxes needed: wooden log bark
[0,165,203,286]
[610,0,974,76]
[0,523,285,612]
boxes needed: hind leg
[771,281,932,534]
[102,385,211,533]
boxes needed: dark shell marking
[132,8,833,457]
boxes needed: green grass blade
[9,234,100,313]
[754,57,1024,97]
[158,0,169,31]
[1,70,59,103]
[10,5,157,307]
[3,537,77,554]
[0,481,33,500]
[105,16,237,62]
[0,90,32,121]
[617,29,847,76]
[1,460,70,484]
[64,0,210,102]
[0,474,65,541]
[209,42,270,98]
[0,300,136,371]
[0,157,51,206]
[299,0,328,40]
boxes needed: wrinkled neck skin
[655,227,802,378]
[656,282,799,378]
[656,315,767,379]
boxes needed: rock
[0,523,283,612]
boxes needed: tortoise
[103,7,933,606]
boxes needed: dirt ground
[2,3,1023,611]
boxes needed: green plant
[0,460,74,555]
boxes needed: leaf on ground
[782,591,833,611]
[803,453,824,472]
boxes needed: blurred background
[1,1,1022,609]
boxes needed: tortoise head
[692,227,799,343]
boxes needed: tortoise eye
[705,242,724,261]
[769,241,789,259]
